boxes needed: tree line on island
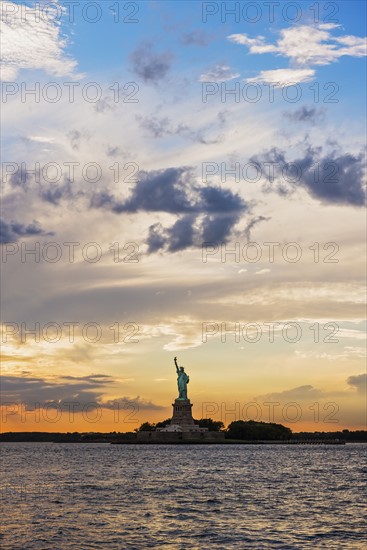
[1,420,366,442]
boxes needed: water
[1,443,366,549]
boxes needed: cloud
[1,1,80,80]
[229,24,367,84]
[67,129,90,151]
[228,33,276,53]
[254,377,366,428]
[247,68,315,86]
[201,186,249,244]
[244,215,270,241]
[135,114,224,145]
[94,97,115,114]
[91,167,248,251]
[0,374,163,411]
[106,146,125,158]
[0,218,53,243]
[130,43,173,84]
[39,180,77,205]
[284,107,325,124]
[136,115,177,138]
[147,319,204,351]
[146,222,168,253]
[229,24,366,65]
[251,145,366,206]
[60,374,113,383]
[338,329,367,340]
[103,397,164,411]
[343,347,367,358]
[260,384,327,400]
[347,373,367,393]
[0,374,112,410]
[26,136,55,144]
[200,64,240,82]
[201,212,240,244]
[8,167,82,205]
[181,30,211,46]
[258,375,367,403]
[146,217,196,254]
[91,167,194,214]
[166,214,196,252]
[294,349,365,361]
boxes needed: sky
[1,0,366,433]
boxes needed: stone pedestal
[139,397,226,442]
[170,399,196,428]
[156,398,207,433]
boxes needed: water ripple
[1,443,366,549]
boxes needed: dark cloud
[145,116,173,138]
[136,115,223,144]
[0,374,110,410]
[200,185,244,214]
[0,374,163,412]
[136,115,179,138]
[91,167,194,214]
[91,168,180,214]
[39,179,76,205]
[217,110,229,127]
[181,30,211,46]
[146,223,168,253]
[94,97,114,113]
[199,186,244,244]
[8,166,33,191]
[244,215,271,241]
[252,145,366,206]
[68,129,82,150]
[67,129,90,151]
[196,133,224,146]
[0,219,54,243]
[8,166,84,205]
[130,44,173,84]
[167,214,196,252]
[91,167,248,252]
[201,212,240,243]
[284,106,324,124]
[300,150,366,206]
[106,146,123,157]
[347,373,366,393]
[147,215,196,253]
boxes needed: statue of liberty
[174,356,189,400]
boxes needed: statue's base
[157,398,206,433]
[136,396,225,442]
[171,398,198,429]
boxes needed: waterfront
[1,443,366,548]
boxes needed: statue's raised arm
[174,356,179,373]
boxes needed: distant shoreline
[0,439,356,447]
[1,432,366,444]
